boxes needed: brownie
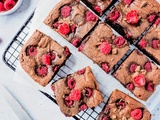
[44,0,98,47]
[51,66,103,117]
[137,17,160,64]
[98,89,151,120]
[19,30,71,86]
[113,50,160,101]
[78,23,129,73]
[106,0,160,41]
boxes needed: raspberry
[126,10,139,24]
[99,42,111,55]
[146,82,154,91]
[51,84,55,91]
[64,47,71,57]
[86,11,97,22]
[116,99,126,109]
[71,24,76,33]
[123,0,133,5]
[154,17,160,26]
[85,88,92,97]
[42,52,56,65]
[109,10,120,21]
[152,40,159,49]
[147,14,156,23]
[144,61,152,72]
[129,63,137,73]
[53,65,60,72]
[53,22,61,28]
[79,104,88,111]
[58,23,70,35]
[4,0,15,10]
[138,39,147,49]
[77,68,86,75]
[133,74,146,87]
[113,36,125,47]
[26,46,37,56]
[0,2,5,12]
[69,89,81,101]
[94,6,102,14]
[36,65,48,77]
[101,63,110,73]
[78,44,85,52]
[71,38,81,47]
[60,5,71,18]
[102,116,110,120]
[131,109,143,120]
[126,83,135,91]
[65,96,73,107]
[67,78,76,89]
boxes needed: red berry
[102,116,109,120]
[109,10,120,21]
[77,68,86,75]
[53,65,60,72]
[101,63,110,73]
[152,40,159,49]
[133,74,146,87]
[26,46,37,56]
[114,36,125,47]
[0,2,5,12]
[147,14,156,23]
[53,22,61,28]
[129,63,137,73]
[85,88,92,97]
[60,5,71,18]
[116,100,126,109]
[79,104,88,111]
[99,42,111,55]
[138,39,147,49]
[144,61,152,72]
[36,65,48,77]
[154,17,160,26]
[65,96,73,107]
[71,24,77,33]
[146,82,154,91]
[126,10,139,24]
[4,0,15,10]
[123,0,133,5]
[86,11,97,22]
[67,78,76,89]
[78,44,85,52]
[64,47,71,57]
[71,38,81,47]
[94,5,102,13]
[42,52,56,65]
[131,109,143,120]
[69,90,81,101]
[126,83,135,90]
[58,23,70,35]
[51,84,55,91]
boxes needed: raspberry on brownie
[79,23,129,73]
[98,89,151,120]
[113,50,160,101]
[44,0,98,47]
[106,0,160,41]
[19,30,71,86]
[51,66,103,117]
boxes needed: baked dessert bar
[19,30,71,86]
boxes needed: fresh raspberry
[78,44,85,52]
[77,68,86,75]
[42,52,56,65]
[71,38,81,47]
[152,40,159,49]
[102,116,110,120]
[51,84,55,91]
[26,46,37,56]
[131,109,143,120]
[85,88,92,97]
[146,82,154,91]
[65,96,73,107]
[67,78,76,89]
[71,24,77,33]
[36,65,48,77]
[69,89,81,101]
[123,0,133,5]
[4,0,15,10]
[53,22,61,28]
[60,5,71,18]
[129,63,137,73]
[79,104,88,111]
[101,63,110,73]
[126,83,135,90]
[64,47,71,57]
[86,11,97,22]
[58,23,70,35]
[53,65,60,72]
[126,10,139,24]
[147,14,156,23]
[138,39,147,49]
[133,74,146,87]
[99,42,111,55]
[0,2,5,12]
[94,6,102,14]
[114,36,125,47]
[116,99,126,109]
[144,61,152,72]
[154,17,160,26]
[109,10,120,21]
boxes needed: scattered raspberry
[69,89,81,101]
[64,47,71,57]
[99,42,111,55]
[61,5,71,18]
[79,104,88,111]
[126,10,139,24]
[101,63,110,73]
[123,0,133,5]
[51,84,55,91]
[133,74,146,87]
[77,68,85,75]
[129,63,137,73]
[102,116,110,120]
[109,10,120,21]
[26,46,37,56]
[85,88,92,97]
[0,2,5,12]
[94,5,102,14]
[53,65,60,72]
[126,83,135,91]
[71,38,81,47]
[86,11,97,22]
[71,24,77,33]
[78,44,85,52]
[146,82,154,91]
[114,36,125,47]
[53,22,61,28]
[65,96,73,107]
[67,78,76,89]
[36,65,48,77]
[147,14,156,23]
[58,23,70,35]
[138,39,147,49]
[144,61,152,72]
[131,109,143,120]
[4,0,15,10]
[154,17,160,26]
[116,99,126,109]
[42,52,56,65]
[152,39,159,49]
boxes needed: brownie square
[113,49,160,101]
[106,0,160,41]
[98,89,151,120]
[51,66,103,117]
[44,0,98,47]
[137,17,160,64]
[79,22,129,73]
[19,30,71,86]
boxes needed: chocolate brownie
[78,23,129,73]
[98,89,151,120]
[19,30,71,86]
[137,17,160,64]
[44,0,98,47]
[106,0,160,41]
[113,50,160,101]
[51,66,103,117]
